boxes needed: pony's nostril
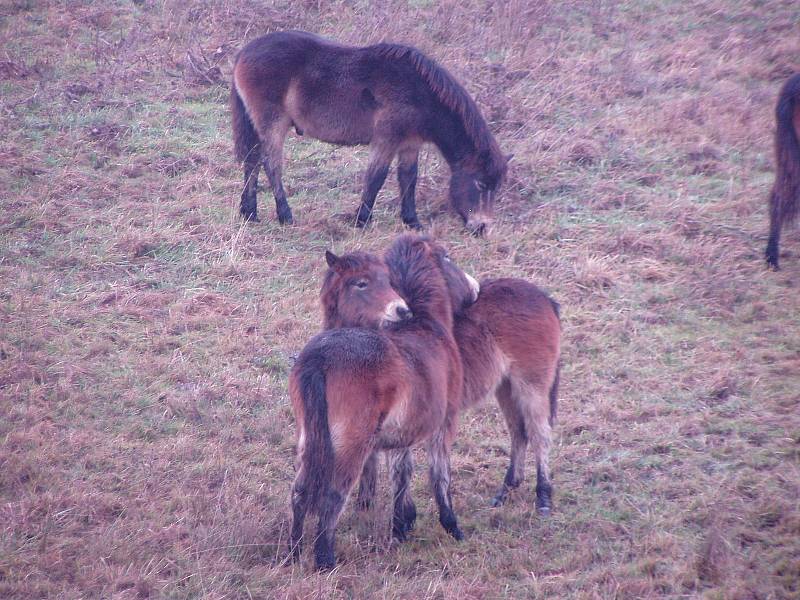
[397,306,412,320]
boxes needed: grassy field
[1,0,799,598]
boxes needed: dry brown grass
[1,0,799,598]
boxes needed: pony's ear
[325,250,340,269]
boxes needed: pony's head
[449,153,510,237]
[385,235,478,328]
[321,250,410,330]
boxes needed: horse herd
[228,30,800,569]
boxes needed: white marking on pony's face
[381,298,411,325]
[465,272,480,302]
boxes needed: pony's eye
[354,280,368,289]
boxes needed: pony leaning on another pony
[287,236,477,570]
[322,239,562,521]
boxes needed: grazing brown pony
[231,30,508,234]
[328,265,561,516]
[288,236,477,570]
[766,72,800,269]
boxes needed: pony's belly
[285,80,374,146]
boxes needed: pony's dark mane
[371,43,505,174]
[384,236,452,329]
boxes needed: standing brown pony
[326,263,561,516]
[288,236,477,570]
[231,31,508,234]
[766,72,800,269]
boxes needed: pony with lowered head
[287,235,478,570]
[231,30,508,234]
[325,251,562,516]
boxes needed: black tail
[766,72,800,269]
[296,352,334,512]
[230,79,261,164]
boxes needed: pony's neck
[387,248,453,331]
[428,110,477,169]
[403,269,453,331]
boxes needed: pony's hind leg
[397,147,422,230]
[313,429,375,570]
[355,143,395,227]
[389,448,417,541]
[355,451,378,511]
[492,377,529,507]
[261,122,293,225]
[313,488,346,570]
[517,379,554,515]
[289,467,311,561]
[428,433,463,540]
[240,149,261,221]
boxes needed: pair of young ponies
[288,235,561,570]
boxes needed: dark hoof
[355,206,373,228]
[403,219,423,231]
[278,213,294,225]
[315,559,335,571]
[314,552,335,571]
[449,526,464,541]
[537,505,551,517]
[288,541,302,563]
[467,223,487,237]
[490,494,505,508]
[766,257,779,270]
[392,525,409,542]
[241,211,259,223]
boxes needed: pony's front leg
[397,147,422,230]
[355,145,393,227]
[240,151,261,222]
[428,432,463,541]
[389,448,417,540]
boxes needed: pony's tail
[296,354,334,511]
[766,73,800,268]
[548,297,561,427]
[230,78,261,164]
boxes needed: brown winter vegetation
[1,0,799,598]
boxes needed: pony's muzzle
[466,215,493,237]
[382,298,411,325]
[465,273,480,302]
